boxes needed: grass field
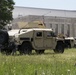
[0,48,76,75]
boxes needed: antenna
[42,11,51,26]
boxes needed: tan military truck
[13,29,64,54]
[7,21,65,54]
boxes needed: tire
[54,43,64,53]
[20,42,32,55]
[35,50,45,54]
[0,30,9,45]
[0,30,9,55]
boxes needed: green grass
[0,48,76,75]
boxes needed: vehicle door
[43,31,56,48]
[34,30,43,48]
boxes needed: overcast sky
[14,0,76,10]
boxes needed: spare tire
[0,30,9,45]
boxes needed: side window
[47,31,56,37]
[47,32,52,37]
[36,32,42,37]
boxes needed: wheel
[54,43,64,53]
[0,30,9,54]
[0,30,9,44]
[35,50,45,54]
[20,43,32,55]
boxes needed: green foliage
[0,48,76,75]
[0,0,15,29]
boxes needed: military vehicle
[13,28,64,54]
[64,37,75,48]
[58,34,75,48]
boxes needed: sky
[14,0,76,10]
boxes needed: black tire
[20,43,32,55]
[35,50,45,54]
[0,30,9,45]
[0,30,9,55]
[54,43,64,53]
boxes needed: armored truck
[12,28,64,54]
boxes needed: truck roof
[8,29,19,36]
[65,37,74,40]
[8,28,53,36]
[20,28,53,32]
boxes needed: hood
[8,29,19,37]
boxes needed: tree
[0,0,15,29]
